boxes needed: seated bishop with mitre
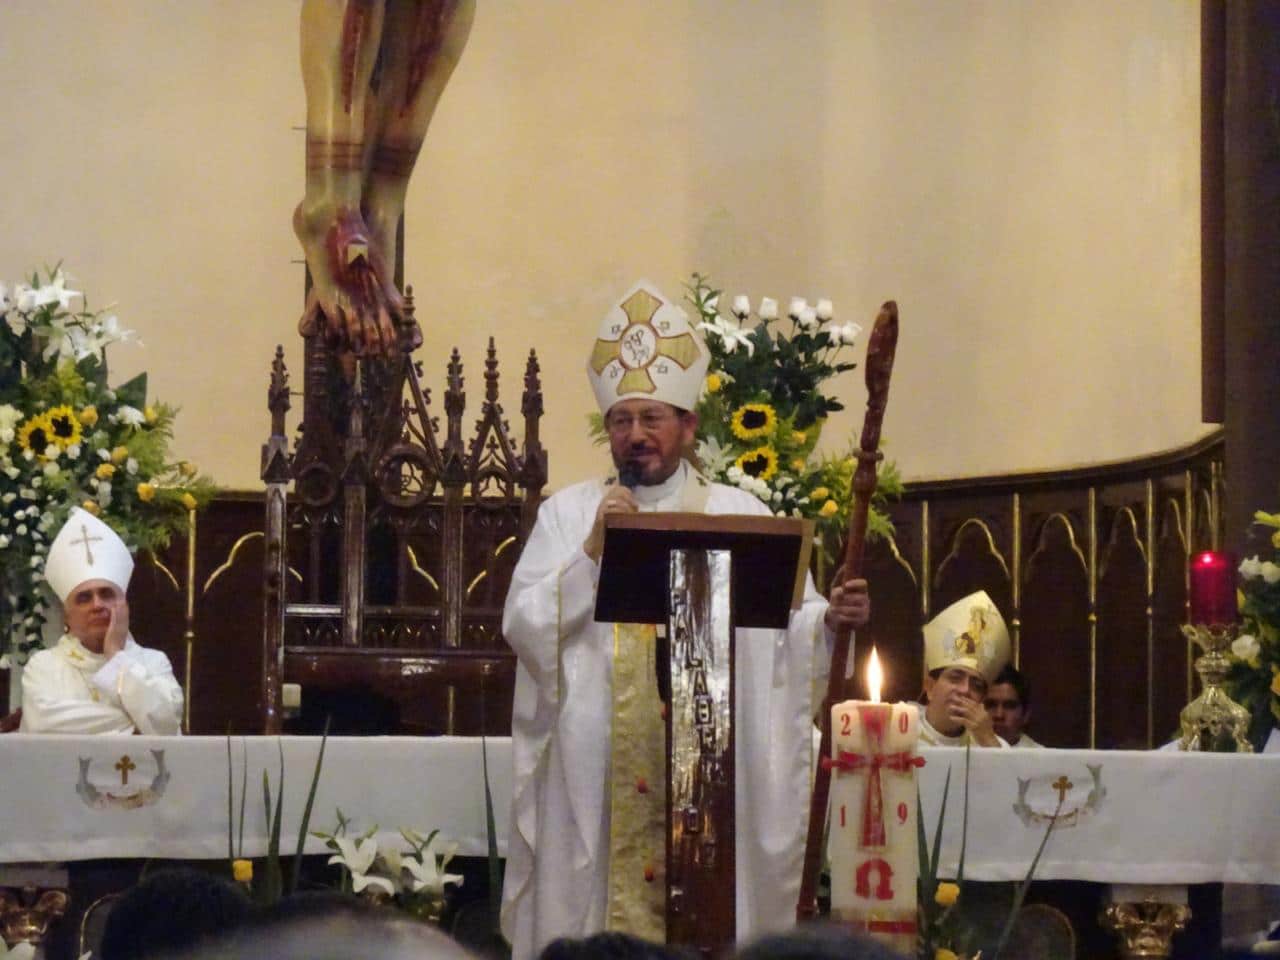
[918,590,1012,748]
[19,507,183,735]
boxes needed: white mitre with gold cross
[923,590,1010,683]
[45,507,134,601]
[586,279,709,414]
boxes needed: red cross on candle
[824,706,925,847]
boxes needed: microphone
[618,461,642,490]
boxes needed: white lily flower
[1239,556,1263,579]
[404,838,464,896]
[14,284,38,312]
[731,294,750,319]
[696,315,754,356]
[815,298,834,321]
[328,836,396,897]
[34,271,81,310]
[695,436,735,476]
[1232,633,1260,664]
[758,297,778,321]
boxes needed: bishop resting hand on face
[19,508,183,736]
[917,590,1012,748]
[292,0,475,364]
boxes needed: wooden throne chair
[259,292,547,735]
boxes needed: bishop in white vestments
[916,590,1011,748]
[19,507,183,735]
[500,281,870,959]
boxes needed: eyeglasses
[605,410,679,435]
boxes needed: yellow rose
[791,458,806,472]
[144,405,158,424]
[811,486,830,500]
[232,859,253,883]
[792,430,807,444]
[181,492,198,511]
[179,460,198,478]
[95,463,116,480]
[111,445,129,463]
[705,373,722,393]
[79,406,99,427]
[136,482,156,502]
[934,881,960,907]
[81,500,101,516]
[819,499,838,518]
[935,950,959,960]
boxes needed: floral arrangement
[316,810,464,921]
[0,266,214,663]
[1225,510,1280,749]
[684,274,899,565]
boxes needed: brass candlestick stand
[1177,623,1253,752]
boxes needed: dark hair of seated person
[734,924,910,960]
[538,931,697,960]
[99,867,252,960]
[179,891,473,960]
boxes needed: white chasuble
[501,462,832,960]
[19,634,184,735]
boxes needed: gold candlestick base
[1101,899,1190,959]
[1178,624,1253,752]
[0,885,68,948]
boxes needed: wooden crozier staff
[796,300,899,923]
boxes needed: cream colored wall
[0,0,1206,492]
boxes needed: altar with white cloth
[1,738,1277,883]
[0,735,514,864]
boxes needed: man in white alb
[500,280,871,959]
[19,507,183,735]
[917,590,1011,748]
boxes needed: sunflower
[730,402,777,441]
[45,405,82,449]
[734,445,778,481]
[17,414,55,459]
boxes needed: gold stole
[604,465,711,938]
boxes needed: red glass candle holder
[1189,550,1237,626]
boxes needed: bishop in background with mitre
[19,507,183,735]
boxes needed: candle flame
[867,647,883,703]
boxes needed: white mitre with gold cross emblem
[923,590,1010,683]
[45,507,134,601]
[586,279,709,414]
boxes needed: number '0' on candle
[867,647,883,703]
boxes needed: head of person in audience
[984,663,1033,745]
[539,931,697,960]
[734,924,910,960]
[99,868,251,960]
[45,507,134,654]
[183,891,475,960]
[921,591,1010,738]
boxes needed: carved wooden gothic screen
[260,297,546,735]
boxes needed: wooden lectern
[595,512,812,957]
